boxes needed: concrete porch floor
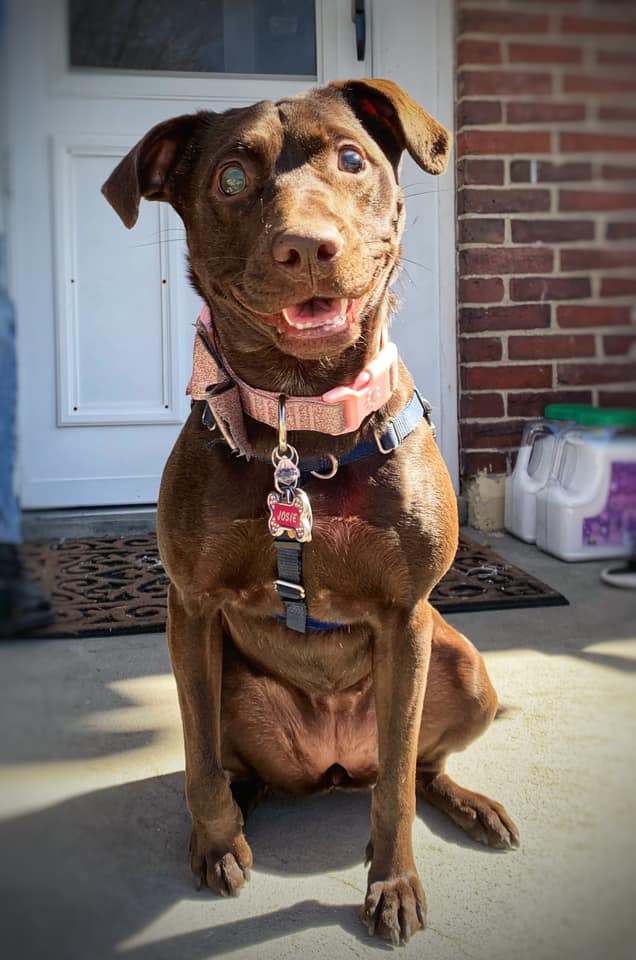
[0,532,634,960]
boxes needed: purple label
[582,461,636,547]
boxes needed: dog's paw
[361,874,427,945]
[419,773,520,850]
[190,827,253,897]
[453,793,520,850]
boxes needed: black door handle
[352,0,366,61]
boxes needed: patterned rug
[21,533,567,639]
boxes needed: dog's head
[103,79,450,380]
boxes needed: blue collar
[300,389,433,477]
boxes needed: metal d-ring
[277,394,288,456]
[310,454,339,480]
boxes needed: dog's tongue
[282,298,347,329]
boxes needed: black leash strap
[274,538,307,633]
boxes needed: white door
[6,0,456,509]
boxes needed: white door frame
[371,0,458,486]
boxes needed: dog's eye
[219,164,247,196]
[338,148,365,174]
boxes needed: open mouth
[281,297,353,335]
[230,286,362,349]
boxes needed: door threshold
[21,506,157,542]
[22,496,467,543]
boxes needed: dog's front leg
[167,584,252,896]
[364,598,433,944]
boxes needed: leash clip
[277,394,288,456]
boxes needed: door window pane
[69,0,316,77]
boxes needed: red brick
[460,246,553,276]
[457,39,502,65]
[458,130,551,156]
[461,450,509,477]
[561,249,636,270]
[459,337,503,362]
[507,102,586,124]
[598,49,636,66]
[459,218,505,244]
[461,420,526,450]
[562,16,636,34]
[601,277,636,296]
[508,334,595,360]
[460,304,551,333]
[511,277,591,301]
[460,393,505,419]
[561,133,636,153]
[461,10,549,34]
[457,100,502,127]
[606,222,636,240]
[511,219,594,243]
[509,43,582,64]
[462,364,552,390]
[598,389,636,407]
[459,71,552,97]
[601,165,636,181]
[560,191,636,212]
[507,390,593,418]
[459,277,505,303]
[558,361,636,386]
[558,305,633,327]
[457,159,504,186]
[459,188,551,214]
[564,74,636,94]
[511,160,592,183]
[599,106,636,123]
[604,334,636,355]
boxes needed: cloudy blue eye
[219,164,247,195]
[338,147,365,173]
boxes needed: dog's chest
[220,492,418,620]
[162,423,452,614]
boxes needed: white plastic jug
[536,428,636,561]
[505,420,565,543]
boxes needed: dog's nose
[272,228,343,271]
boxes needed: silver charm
[273,454,300,491]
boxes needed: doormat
[20,533,568,639]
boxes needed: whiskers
[401,181,454,201]
[364,237,433,277]
[131,227,184,249]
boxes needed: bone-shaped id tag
[267,487,313,542]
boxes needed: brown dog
[103,79,518,945]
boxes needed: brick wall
[456,0,636,479]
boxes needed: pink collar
[187,305,398,454]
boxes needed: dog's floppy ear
[329,78,451,176]
[102,114,202,228]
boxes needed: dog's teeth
[281,304,348,331]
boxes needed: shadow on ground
[1,770,470,958]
